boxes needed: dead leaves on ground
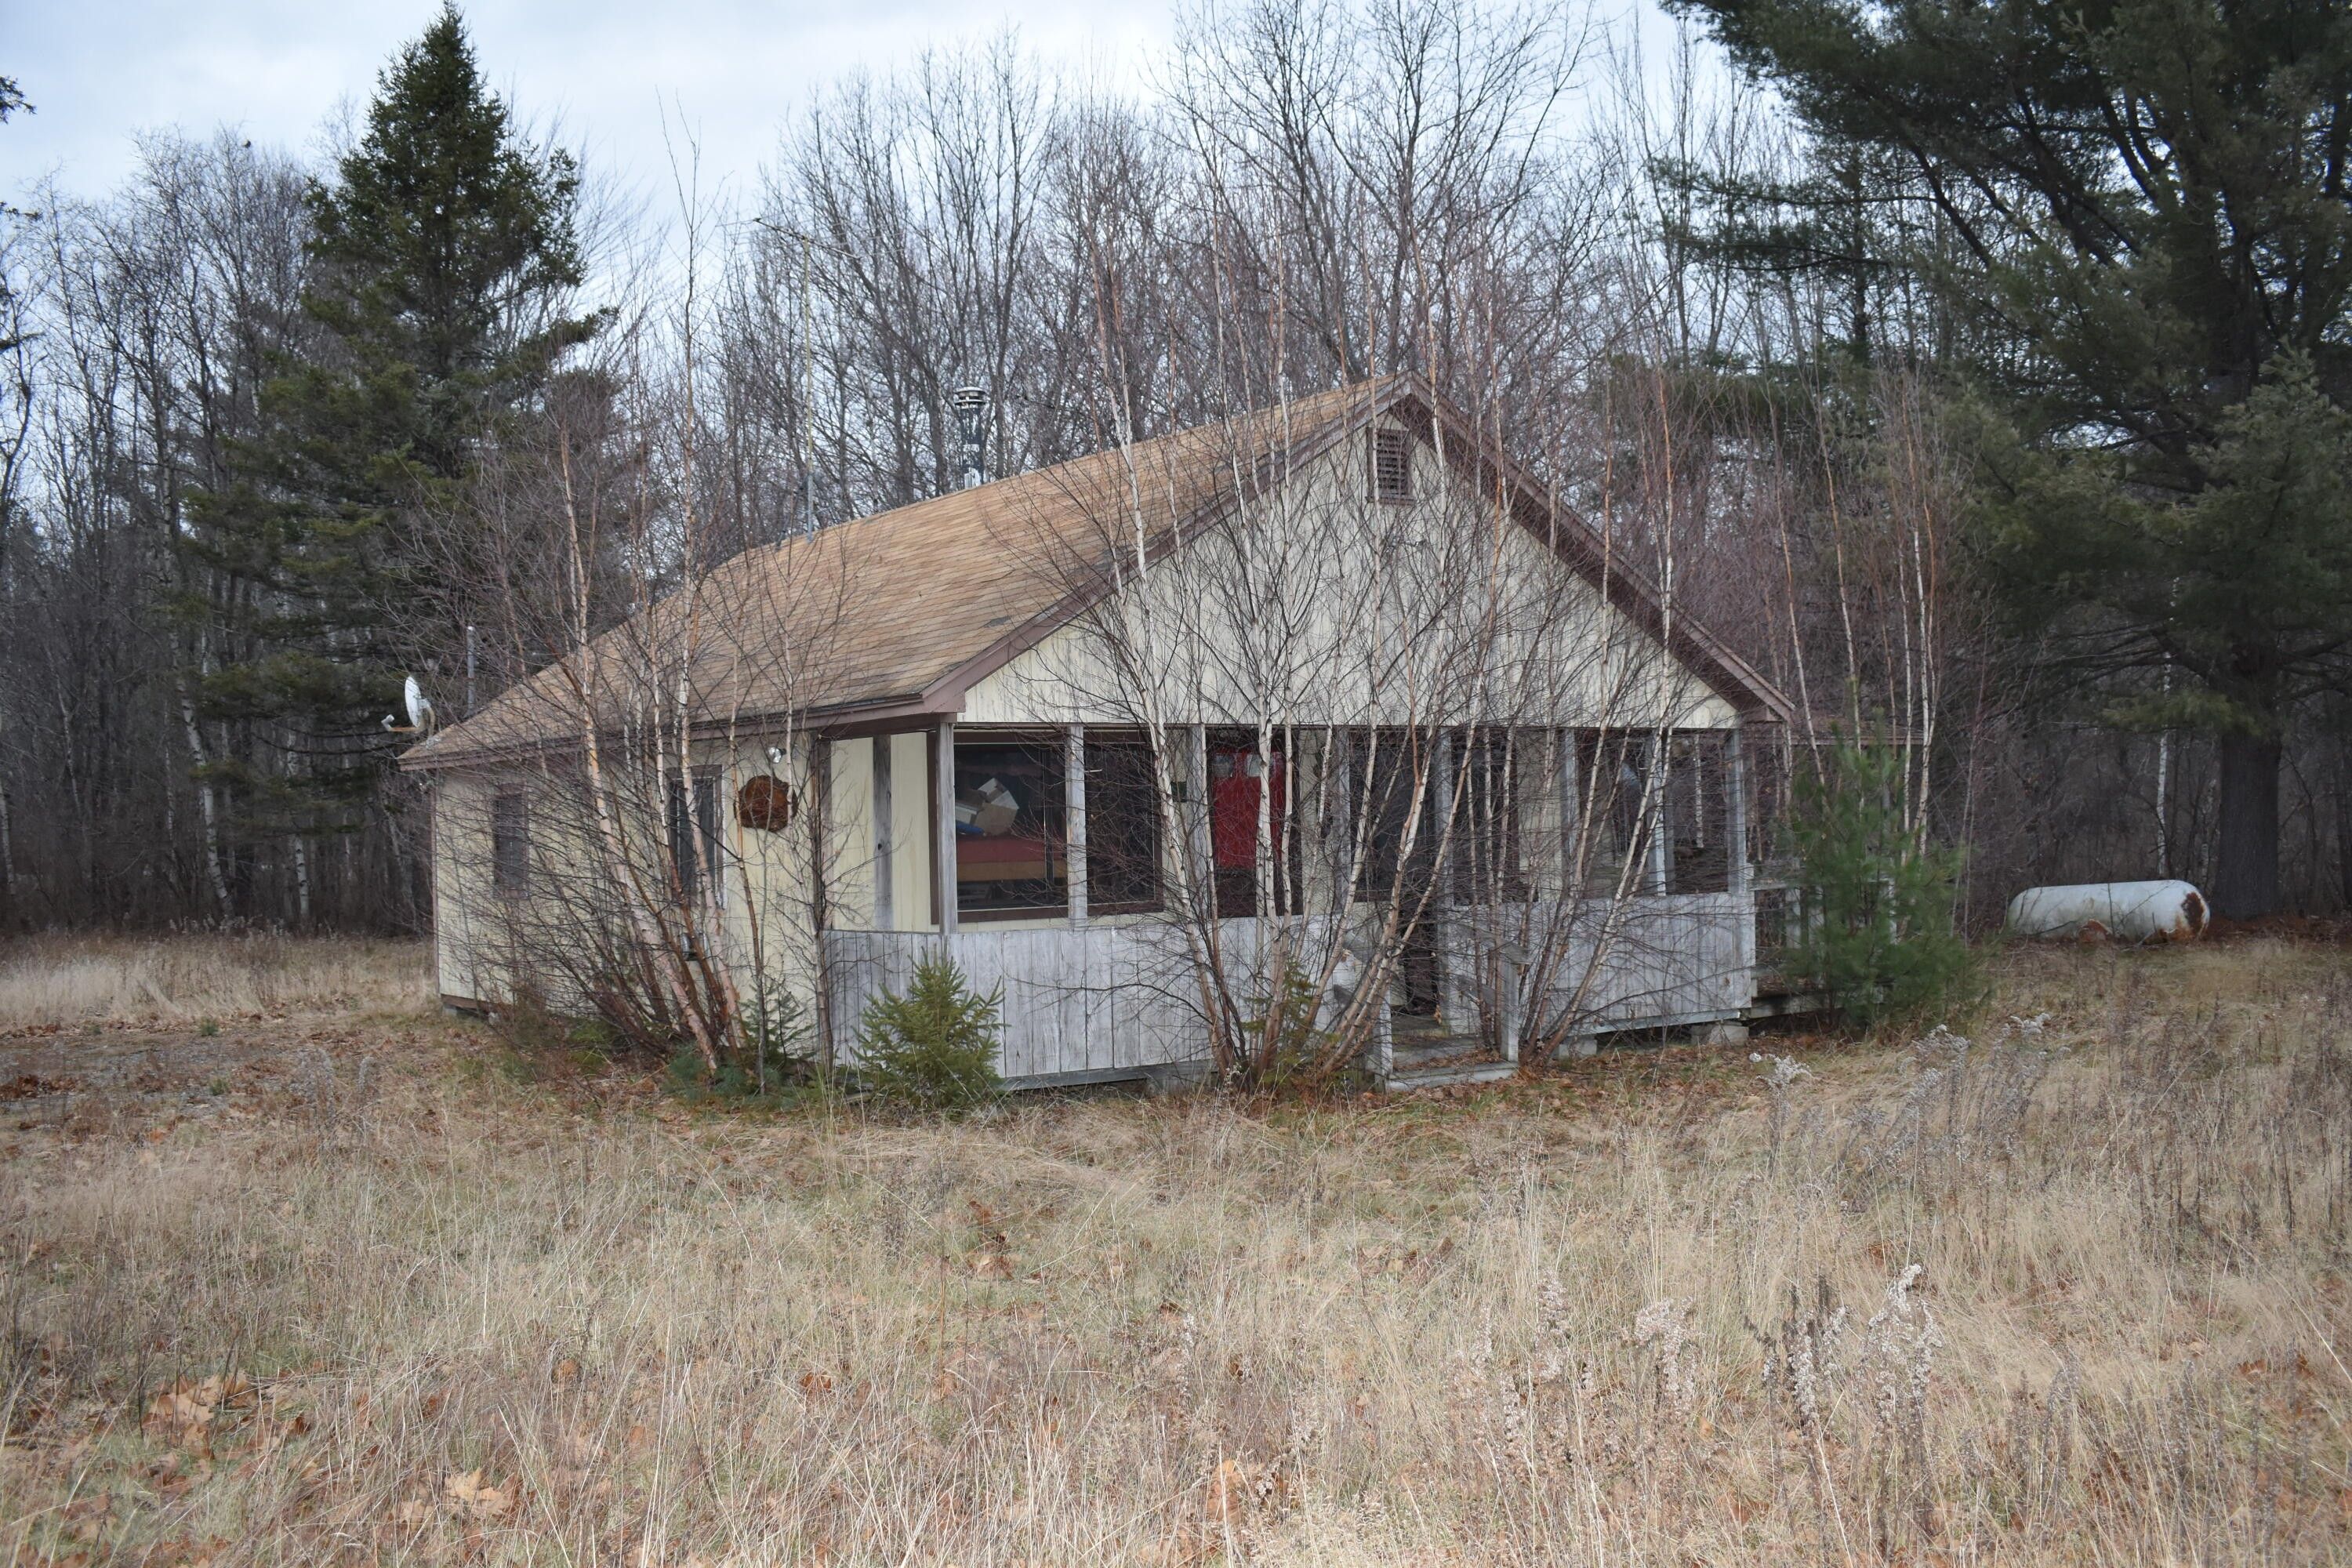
[389,1468,525,1535]
[427,1466,524,1519]
[966,1197,1016,1279]
[140,1371,257,1456]
[1205,1454,1290,1523]
[1,1071,74,1100]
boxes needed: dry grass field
[2,934,2348,1566]
[0,934,431,1026]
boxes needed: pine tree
[1788,739,1979,1025]
[853,956,1006,1111]
[189,5,599,872]
[1672,0,2352,916]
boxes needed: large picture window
[955,739,1067,916]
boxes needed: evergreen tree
[1671,0,2352,916]
[1659,134,1922,368]
[190,5,598,863]
[1788,739,1980,1025]
[853,956,1005,1112]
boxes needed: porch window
[1742,729,1786,869]
[1207,735,1299,916]
[1573,731,1657,894]
[491,791,529,899]
[955,739,1068,916]
[1344,731,1436,902]
[1085,739,1163,913]
[1663,733,1732,894]
[666,771,726,906]
[1456,733,1529,902]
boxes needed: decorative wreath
[735,775,796,832]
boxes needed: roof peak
[810,373,1410,542]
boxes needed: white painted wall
[961,418,1737,731]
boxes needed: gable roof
[405,376,1788,771]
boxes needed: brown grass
[2,938,2348,1564]
[0,933,432,1026]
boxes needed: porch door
[1207,739,1287,918]
[1349,731,1442,1017]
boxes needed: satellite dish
[381,674,436,735]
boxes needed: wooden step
[1384,1058,1518,1091]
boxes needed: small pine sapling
[740,972,811,1093]
[853,954,1004,1111]
[1787,739,1978,1028]
[1238,959,1339,1090]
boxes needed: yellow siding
[884,731,932,930]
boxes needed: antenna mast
[800,228,816,533]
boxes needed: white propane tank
[2005,880,2209,942]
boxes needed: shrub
[662,978,817,1104]
[1238,958,1345,1091]
[853,955,1004,1111]
[1787,739,1979,1027]
[739,972,813,1091]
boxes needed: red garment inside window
[1209,750,1286,869]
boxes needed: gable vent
[1369,426,1414,503]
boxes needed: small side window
[667,772,728,906]
[491,792,529,898]
[1369,426,1414,503]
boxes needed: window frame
[1083,735,1166,917]
[1573,728,1659,894]
[666,769,728,908]
[953,735,1070,922]
[1205,729,1303,918]
[490,790,530,900]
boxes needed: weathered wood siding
[1531,892,1754,1030]
[826,895,1755,1081]
[959,416,1740,732]
[825,923,1221,1080]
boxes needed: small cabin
[404,376,1796,1088]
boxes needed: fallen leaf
[143,1374,242,1453]
[1206,1457,1250,1523]
[444,1467,521,1518]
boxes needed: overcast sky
[4,0,1177,209]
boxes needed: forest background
[3,0,2348,935]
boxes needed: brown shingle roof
[405,380,1395,769]
[404,375,1791,771]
